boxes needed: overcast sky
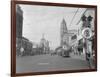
[19,4,86,49]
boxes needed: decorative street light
[81,15,87,21]
[87,15,93,22]
[81,15,87,28]
[81,14,93,62]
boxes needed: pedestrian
[20,47,24,56]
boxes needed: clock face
[82,28,92,39]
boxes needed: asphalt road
[16,54,90,73]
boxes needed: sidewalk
[70,53,86,60]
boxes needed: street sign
[82,28,92,39]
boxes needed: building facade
[39,34,50,54]
[16,5,23,38]
[16,5,33,56]
[60,19,77,49]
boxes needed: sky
[19,4,86,49]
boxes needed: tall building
[60,19,69,46]
[16,5,23,38]
[60,19,77,48]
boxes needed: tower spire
[60,18,68,46]
[61,18,68,33]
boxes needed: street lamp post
[81,15,93,61]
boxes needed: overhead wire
[69,8,79,26]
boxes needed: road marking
[38,62,49,65]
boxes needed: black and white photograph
[15,2,97,74]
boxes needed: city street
[15,5,96,74]
[16,54,90,73]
